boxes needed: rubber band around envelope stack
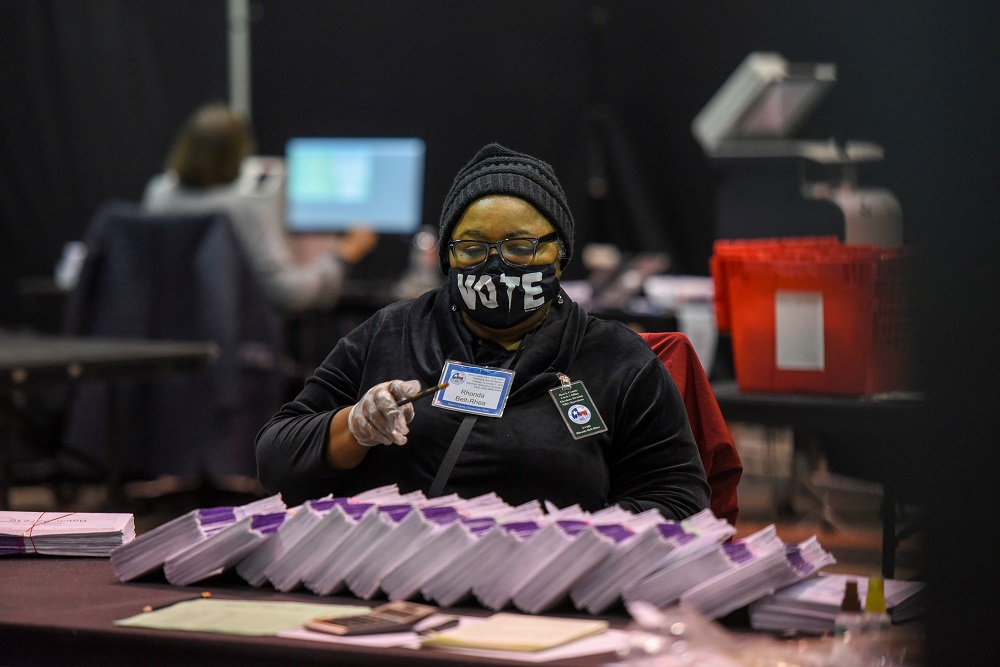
[19,512,77,554]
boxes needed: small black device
[303,601,438,636]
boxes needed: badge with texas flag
[549,378,608,439]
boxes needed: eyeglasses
[448,233,560,268]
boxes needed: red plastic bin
[711,237,911,396]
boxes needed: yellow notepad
[420,613,608,652]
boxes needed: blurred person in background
[143,103,377,313]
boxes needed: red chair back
[639,331,743,526]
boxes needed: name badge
[549,374,608,439]
[432,360,515,418]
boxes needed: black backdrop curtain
[2,2,1000,664]
[0,1,227,328]
[4,1,998,329]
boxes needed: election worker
[143,103,377,313]
[256,143,710,519]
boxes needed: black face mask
[448,254,561,329]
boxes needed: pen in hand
[396,382,449,407]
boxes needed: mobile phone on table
[304,601,438,636]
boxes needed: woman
[142,103,376,313]
[256,143,710,519]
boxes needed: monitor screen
[733,78,825,138]
[285,137,425,234]
[691,53,836,153]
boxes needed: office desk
[711,381,925,578]
[0,334,218,508]
[0,334,218,388]
[0,558,620,667]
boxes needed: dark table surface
[0,556,925,667]
[710,380,925,490]
[0,333,221,510]
[710,380,927,578]
[0,557,624,667]
[0,333,219,387]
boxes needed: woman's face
[449,195,561,273]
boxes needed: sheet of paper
[420,613,609,652]
[280,621,628,663]
[114,599,366,636]
[775,290,825,370]
[279,627,425,649]
[426,630,627,664]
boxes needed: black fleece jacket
[255,287,709,519]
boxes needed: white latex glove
[347,379,422,447]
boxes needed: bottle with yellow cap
[863,576,892,633]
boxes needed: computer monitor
[692,52,836,155]
[285,137,425,234]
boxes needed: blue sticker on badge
[432,360,515,418]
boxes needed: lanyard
[428,331,532,497]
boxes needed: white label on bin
[775,291,824,371]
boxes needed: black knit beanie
[438,143,575,274]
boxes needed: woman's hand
[347,379,422,446]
